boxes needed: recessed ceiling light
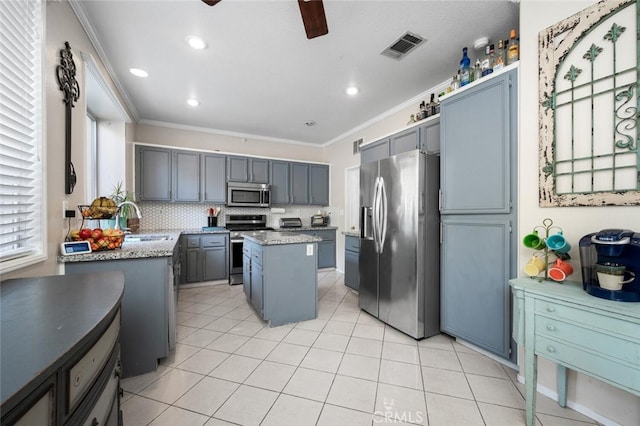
[186,35,207,50]
[187,98,199,107]
[346,86,359,96]
[129,68,149,78]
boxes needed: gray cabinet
[270,160,291,204]
[390,127,420,156]
[202,154,226,203]
[309,164,329,206]
[227,156,269,183]
[360,138,390,165]
[420,118,441,154]
[291,162,310,204]
[174,150,200,202]
[344,235,360,290]
[439,69,518,362]
[243,239,317,326]
[298,229,336,268]
[136,146,172,201]
[181,234,229,283]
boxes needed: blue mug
[547,232,571,254]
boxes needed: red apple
[91,228,103,240]
[79,228,92,240]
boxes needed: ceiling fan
[201,0,328,39]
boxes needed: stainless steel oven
[226,215,272,285]
[227,182,270,207]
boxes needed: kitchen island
[243,231,321,326]
[59,231,182,378]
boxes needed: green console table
[509,278,640,426]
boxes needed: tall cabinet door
[440,72,512,214]
[202,154,226,203]
[136,146,172,201]
[173,150,200,202]
[440,217,512,358]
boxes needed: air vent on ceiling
[381,32,425,60]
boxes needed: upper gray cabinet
[291,162,309,204]
[227,156,269,183]
[389,127,420,156]
[360,138,390,165]
[419,119,440,154]
[440,72,513,214]
[270,160,291,204]
[173,150,200,202]
[309,164,329,206]
[136,146,172,201]
[202,153,226,203]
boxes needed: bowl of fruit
[70,227,124,251]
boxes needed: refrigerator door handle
[373,176,381,253]
[379,177,387,253]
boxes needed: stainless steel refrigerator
[359,149,440,339]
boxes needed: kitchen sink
[124,234,172,242]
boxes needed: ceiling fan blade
[298,0,328,39]
[202,0,221,6]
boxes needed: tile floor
[121,270,599,426]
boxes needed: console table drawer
[534,298,639,341]
[535,335,640,394]
[534,316,640,365]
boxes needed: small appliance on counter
[311,214,330,227]
[279,217,302,229]
[579,229,640,302]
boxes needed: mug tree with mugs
[522,218,574,282]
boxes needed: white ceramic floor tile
[282,328,320,346]
[260,394,323,426]
[138,368,204,404]
[174,376,239,416]
[234,337,278,359]
[244,360,296,392]
[317,404,374,426]
[160,343,201,367]
[326,374,378,412]
[300,347,343,373]
[422,366,474,399]
[204,317,241,333]
[175,348,229,375]
[223,307,255,320]
[176,325,199,341]
[208,354,261,383]
[346,336,383,358]
[176,311,198,325]
[253,325,292,341]
[180,313,217,329]
[379,359,423,390]
[121,395,169,426]
[466,374,526,409]
[282,367,335,402]
[337,353,381,381]
[323,320,355,336]
[357,311,385,326]
[228,320,265,337]
[384,326,420,345]
[477,401,534,426]
[382,341,420,364]
[205,333,249,353]
[536,413,595,426]
[352,323,385,340]
[147,405,209,426]
[458,351,510,379]
[121,364,171,394]
[425,392,484,426]
[312,332,350,352]
[331,310,360,323]
[213,384,279,426]
[533,392,598,423]
[203,305,236,317]
[295,317,328,331]
[375,383,428,426]
[181,302,215,314]
[178,328,223,347]
[204,418,237,425]
[418,346,463,371]
[417,333,455,351]
[265,342,310,366]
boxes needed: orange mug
[548,258,573,282]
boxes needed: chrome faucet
[115,201,142,231]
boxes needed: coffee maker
[579,229,640,302]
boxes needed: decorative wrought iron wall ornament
[56,41,79,194]
[538,0,639,206]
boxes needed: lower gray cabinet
[182,234,229,283]
[344,235,360,290]
[298,229,336,268]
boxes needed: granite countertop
[244,230,322,246]
[182,227,230,235]
[273,226,338,232]
[343,230,359,237]
[1,272,124,409]
[58,230,182,263]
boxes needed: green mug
[523,230,545,250]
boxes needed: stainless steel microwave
[227,182,270,207]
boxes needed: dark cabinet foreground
[344,235,360,290]
[181,234,229,284]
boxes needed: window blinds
[0,0,44,265]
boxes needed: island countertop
[243,230,322,246]
[1,272,124,410]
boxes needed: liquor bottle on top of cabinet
[493,40,505,71]
[507,29,519,65]
[459,47,471,87]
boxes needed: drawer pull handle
[546,324,556,331]
[546,306,555,313]
[547,346,556,353]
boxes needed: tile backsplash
[137,202,339,230]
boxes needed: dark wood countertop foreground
[1,272,124,409]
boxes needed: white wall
[519,1,640,424]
